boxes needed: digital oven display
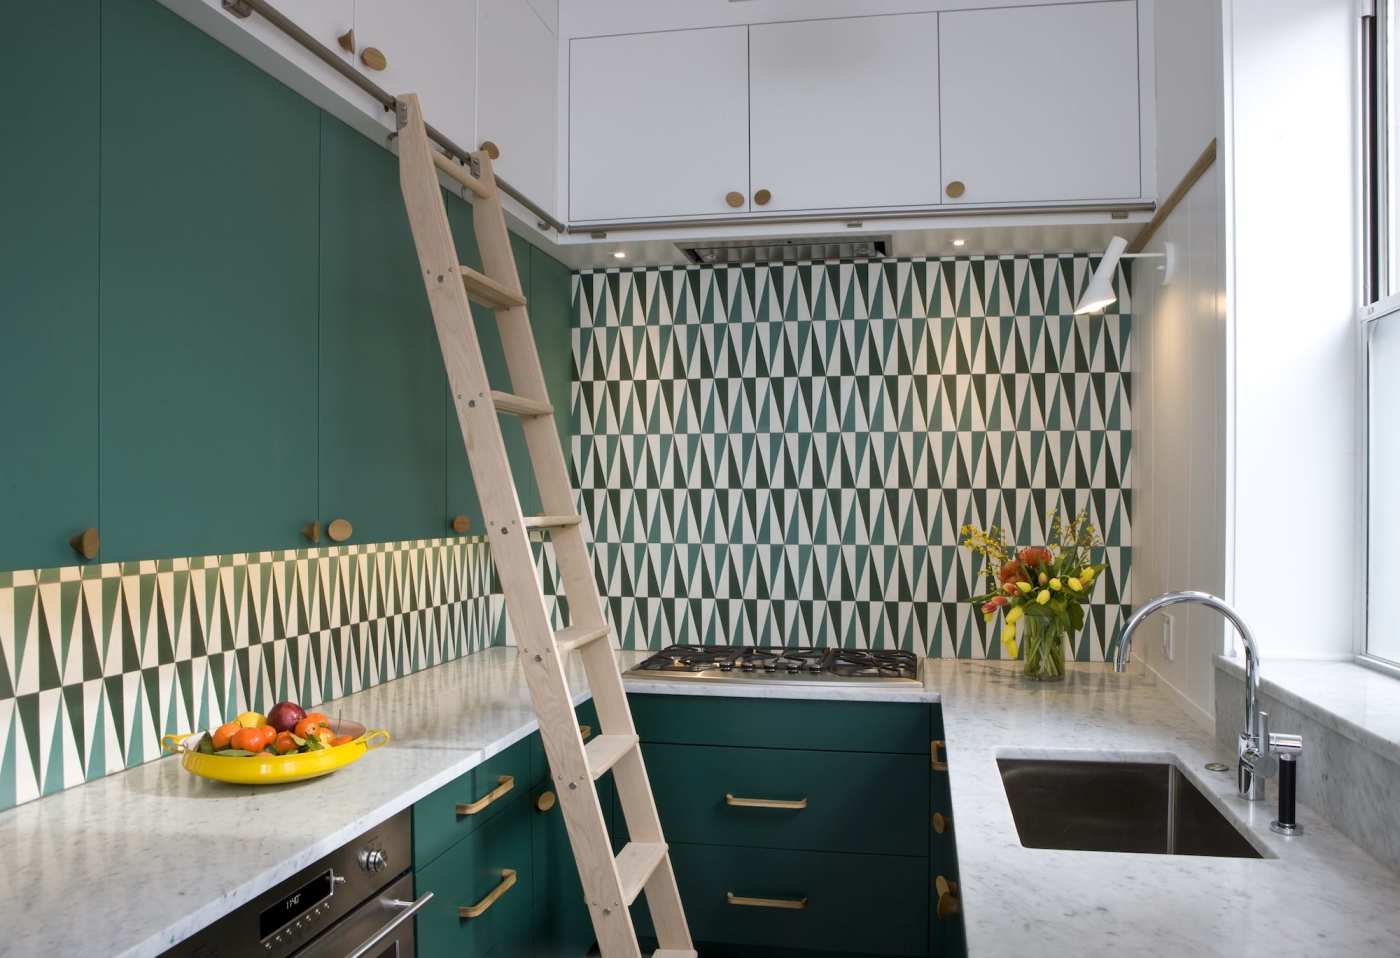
[259,870,334,940]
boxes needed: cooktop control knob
[358,847,389,873]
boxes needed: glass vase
[1020,615,1067,681]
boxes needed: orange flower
[998,560,1028,585]
[1018,546,1052,569]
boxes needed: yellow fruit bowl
[161,721,390,785]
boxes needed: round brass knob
[725,191,744,208]
[360,47,386,71]
[480,140,500,160]
[945,180,966,199]
[450,515,471,534]
[753,188,772,206]
[933,812,950,834]
[68,527,100,561]
[302,521,322,544]
[327,518,353,542]
[536,790,557,813]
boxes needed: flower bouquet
[960,511,1106,680]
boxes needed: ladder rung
[431,149,492,199]
[615,841,668,906]
[455,264,526,310]
[585,733,638,780]
[556,624,610,654]
[491,390,553,417]
[522,514,581,530]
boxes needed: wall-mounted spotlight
[1073,235,1175,315]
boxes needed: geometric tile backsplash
[571,255,1133,660]
[0,537,499,810]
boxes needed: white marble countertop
[4,648,1399,958]
[933,659,1400,957]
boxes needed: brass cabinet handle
[327,518,353,542]
[458,868,517,919]
[535,789,557,813]
[68,527,100,561]
[932,811,951,834]
[945,180,966,199]
[456,775,515,816]
[450,515,471,534]
[302,521,321,544]
[480,140,501,160]
[935,876,961,918]
[578,724,593,741]
[725,191,744,208]
[753,188,772,206]
[337,29,354,52]
[360,46,387,71]
[725,793,808,810]
[727,892,808,910]
[931,740,948,771]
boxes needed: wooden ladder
[395,95,694,958]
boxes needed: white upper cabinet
[939,1,1141,205]
[569,26,750,222]
[352,0,477,151]
[478,0,558,215]
[749,14,941,213]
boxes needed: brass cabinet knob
[337,29,354,52]
[933,811,951,834]
[360,47,387,71]
[935,875,961,917]
[536,789,557,813]
[753,188,772,206]
[302,521,321,544]
[945,180,966,199]
[725,191,744,208]
[480,140,501,160]
[68,527,100,561]
[450,515,471,534]
[327,518,353,542]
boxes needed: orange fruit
[212,722,241,750]
[231,726,271,752]
[273,731,299,755]
[294,717,326,739]
[330,734,353,747]
[303,712,329,726]
[312,727,336,747]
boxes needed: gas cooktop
[623,645,922,687]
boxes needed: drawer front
[643,743,928,856]
[414,736,536,868]
[629,694,930,754]
[636,842,929,956]
[415,792,534,958]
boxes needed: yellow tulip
[1036,589,1051,605]
[1006,606,1024,625]
[1081,567,1096,581]
[1050,578,1062,591]
[1038,572,1048,585]
[1017,581,1033,594]
[1002,627,1019,659]
[1068,577,1084,592]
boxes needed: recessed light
[951,238,967,248]
[612,250,627,260]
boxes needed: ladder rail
[395,94,692,958]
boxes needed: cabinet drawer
[642,743,928,857]
[637,842,928,956]
[414,793,534,958]
[414,736,536,868]
[628,695,930,754]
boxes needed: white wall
[1225,0,1359,661]
[1131,0,1228,726]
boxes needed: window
[1363,3,1400,671]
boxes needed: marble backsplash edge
[1215,664,1400,876]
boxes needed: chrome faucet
[1115,592,1303,829]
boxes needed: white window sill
[1215,654,1400,767]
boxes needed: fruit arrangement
[194,702,355,757]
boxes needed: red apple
[267,701,306,734]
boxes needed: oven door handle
[343,890,435,958]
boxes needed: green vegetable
[215,748,258,757]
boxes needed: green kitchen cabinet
[929,707,967,958]
[319,115,446,544]
[415,784,536,957]
[0,1,100,572]
[414,737,538,872]
[96,0,319,562]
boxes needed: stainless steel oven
[162,809,430,958]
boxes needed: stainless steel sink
[998,759,1263,859]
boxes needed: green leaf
[215,748,257,757]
